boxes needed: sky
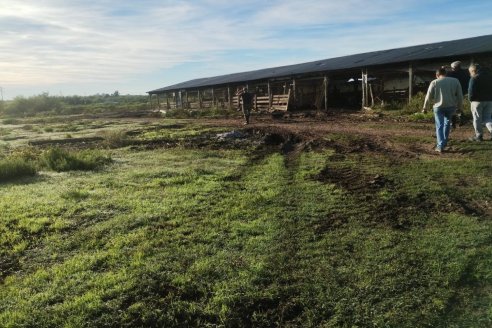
[1,0,492,99]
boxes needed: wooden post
[197,90,202,109]
[157,94,160,108]
[292,79,296,102]
[361,70,366,110]
[408,63,413,102]
[324,76,328,111]
[227,86,232,110]
[267,80,272,110]
[369,84,374,108]
[211,88,215,108]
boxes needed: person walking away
[468,64,492,141]
[235,87,254,125]
[422,67,463,152]
[448,61,470,95]
[447,61,470,128]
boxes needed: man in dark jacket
[235,87,254,125]
[447,61,470,129]
[448,61,470,95]
[468,64,492,141]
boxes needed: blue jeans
[433,106,456,149]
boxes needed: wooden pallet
[233,90,290,111]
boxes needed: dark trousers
[242,104,252,124]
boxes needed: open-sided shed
[148,34,492,111]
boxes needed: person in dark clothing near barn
[468,64,492,141]
[448,61,470,95]
[447,61,470,129]
[235,87,254,125]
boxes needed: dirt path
[195,112,475,156]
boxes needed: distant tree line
[0,92,149,117]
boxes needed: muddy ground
[200,111,475,154]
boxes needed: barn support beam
[227,86,232,110]
[292,78,296,103]
[361,69,371,109]
[408,63,414,102]
[369,84,375,108]
[323,75,328,112]
[198,90,202,109]
[361,69,366,110]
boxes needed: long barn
[148,34,492,112]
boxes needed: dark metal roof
[149,34,492,94]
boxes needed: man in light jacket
[423,67,463,152]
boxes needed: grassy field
[0,112,491,327]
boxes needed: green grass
[0,117,491,327]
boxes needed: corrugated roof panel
[149,34,492,93]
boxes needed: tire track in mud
[245,132,320,324]
[260,146,306,324]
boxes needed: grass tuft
[41,148,112,172]
[0,157,37,182]
[100,130,130,148]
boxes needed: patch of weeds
[0,157,37,182]
[402,92,426,114]
[393,135,429,144]
[10,146,41,162]
[163,107,237,119]
[21,124,34,131]
[43,127,54,133]
[408,111,434,122]
[100,129,130,148]
[0,142,10,156]
[2,118,20,125]
[41,148,112,172]
[0,128,11,137]
[56,124,80,132]
[62,190,90,201]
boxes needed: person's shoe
[434,147,443,153]
[468,135,483,142]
